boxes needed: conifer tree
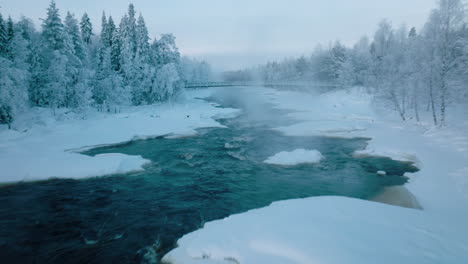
[135,14,150,63]
[107,16,116,47]
[0,14,9,57]
[65,12,86,61]
[28,43,47,106]
[5,17,14,58]
[80,13,93,44]
[100,12,108,46]
[110,28,121,71]
[42,0,65,51]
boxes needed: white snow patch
[264,149,323,166]
[163,197,468,264]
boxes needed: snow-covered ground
[264,149,323,166]
[163,86,468,264]
[0,89,239,183]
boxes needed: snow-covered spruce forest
[0,2,211,128]
[226,0,468,126]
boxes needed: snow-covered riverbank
[0,89,240,183]
[162,86,468,264]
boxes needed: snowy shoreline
[0,89,240,183]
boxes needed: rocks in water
[377,171,387,176]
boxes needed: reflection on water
[0,89,418,263]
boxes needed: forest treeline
[226,0,468,125]
[0,1,211,128]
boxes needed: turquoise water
[0,90,418,264]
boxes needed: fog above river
[1,0,435,70]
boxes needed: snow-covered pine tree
[0,13,9,57]
[94,46,111,108]
[132,14,152,104]
[118,4,141,104]
[5,17,14,58]
[110,26,121,71]
[100,12,117,48]
[28,43,47,106]
[100,12,108,46]
[80,13,93,45]
[119,4,137,74]
[39,1,68,109]
[118,14,132,73]
[65,12,87,61]
[64,12,92,109]
[135,14,150,64]
[106,16,116,47]
[42,1,65,51]
[126,4,137,54]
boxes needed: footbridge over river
[184,81,345,93]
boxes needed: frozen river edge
[0,89,240,183]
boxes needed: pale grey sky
[0,0,436,70]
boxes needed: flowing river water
[0,87,418,263]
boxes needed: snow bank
[0,88,240,183]
[264,149,323,166]
[163,197,467,264]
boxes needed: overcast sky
[1,0,436,70]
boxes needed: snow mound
[162,197,468,264]
[264,149,323,166]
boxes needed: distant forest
[226,0,468,125]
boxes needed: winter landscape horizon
[0,1,467,264]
